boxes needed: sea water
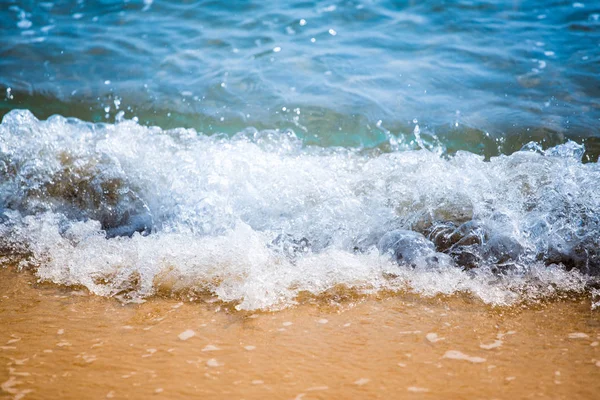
[1,0,599,310]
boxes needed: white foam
[568,332,589,339]
[178,330,195,341]
[426,333,444,343]
[206,358,221,367]
[407,386,429,393]
[443,350,486,363]
[0,110,598,310]
[480,340,502,350]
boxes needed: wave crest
[0,110,598,309]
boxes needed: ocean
[1,0,600,310]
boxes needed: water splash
[0,110,597,309]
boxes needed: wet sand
[1,267,599,400]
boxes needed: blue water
[1,1,600,309]
[1,0,600,156]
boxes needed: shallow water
[1,0,600,156]
[1,1,600,310]
[1,268,600,400]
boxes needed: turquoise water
[1,1,600,309]
[1,0,600,157]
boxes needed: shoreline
[1,267,599,399]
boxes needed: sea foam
[0,110,597,309]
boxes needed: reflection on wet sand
[1,267,599,400]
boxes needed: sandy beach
[1,267,599,399]
[2,1,600,399]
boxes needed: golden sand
[1,267,599,399]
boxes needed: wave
[0,109,598,310]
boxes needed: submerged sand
[1,267,599,400]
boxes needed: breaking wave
[1,110,598,310]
